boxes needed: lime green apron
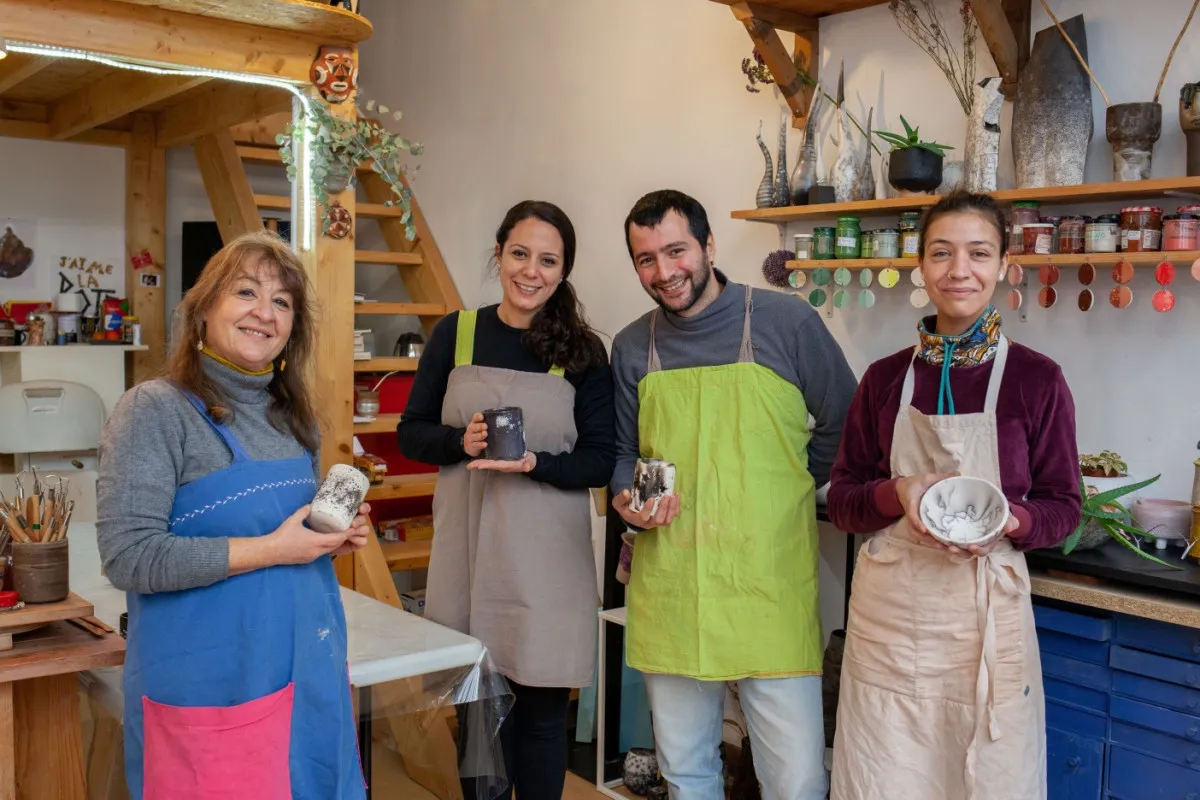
[626,287,823,681]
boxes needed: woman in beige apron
[825,190,1082,800]
[397,201,614,800]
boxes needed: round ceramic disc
[1078,288,1094,311]
[833,289,850,309]
[788,270,807,288]
[1038,264,1060,286]
[811,267,832,286]
[809,288,827,307]
[1078,262,1096,286]
[1112,260,1135,285]
[1038,286,1057,308]
[833,267,852,287]
[1153,288,1176,312]
[910,288,930,308]
[1007,288,1023,311]
[1006,264,1024,285]
[1154,261,1176,286]
[858,289,876,309]
[1109,285,1133,309]
[879,268,900,288]
[859,268,874,288]
[910,269,926,287]
[1192,258,1200,281]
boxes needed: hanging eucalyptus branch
[278,97,423,239]
[889,0,978,116]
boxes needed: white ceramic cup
[309,463,371,533]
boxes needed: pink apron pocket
[143,682,295,800]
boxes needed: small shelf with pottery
[786,251,1200,271]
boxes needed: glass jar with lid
[1120,206,1163,252]
[1085,214,1120,253]
[875,229,901,258]
[1057,216,1087,254]
[835,217,862,259]
[898,211,921,258]
[1008,201,1041,255]
[813,227,836,260]
[1163,214,1199,251]
[860,230,875,259]
[794,233,814,260]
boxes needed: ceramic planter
[1106,102,1162,181]
[887,148,943,194]
[1182,83,1200,177]
[622,748,659,796]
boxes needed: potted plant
[1059,463,1181,569]
[874,116,953,194]
[279,97,422,239]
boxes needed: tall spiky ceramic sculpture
[790,87,824,205]
[774,108,791,206]
[756,120,774,208]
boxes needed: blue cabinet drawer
[1040,628,1112,665]
[1111,696,1200,745]
[1044,650,1112,691]
[1115,615,1200,665]
[1046,677,1110,714]
[1113,671,1200,717]
[1112,646,1200,690]
[1049,699,1109,738]
[1047,726,1104,800]
[1110,720,1200,772]
[1034,601,1113,641]
[1107,744,1200,799]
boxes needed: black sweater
[397,305,616,491]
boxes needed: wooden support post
[194,131,265,243]
[728,2,817,128]
[156,84,293,149]
[968,0,1031,100]
[792,26,820,130]
[125,114,168,386]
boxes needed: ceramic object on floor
[623,748,659,796]
[1012,15,1092,188]
[1107,102,1162,181]
[919,476,1010,548]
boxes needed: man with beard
[610,189,856,800]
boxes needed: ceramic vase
[773,110,791,207]
[789,92,823,205]
[1181,82,1200,177]
[755,121,774,209]
[1107,102,1162,181]
[1012,14,1092,188]
[964,77,1004,192]
[623,748,659,796]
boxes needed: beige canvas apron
[831,335,1047,800]
[423,310,597,688]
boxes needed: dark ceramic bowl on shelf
[888,148,943,194]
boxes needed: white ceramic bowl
[919,476,1010,548]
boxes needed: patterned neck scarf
[915,305,1002,415]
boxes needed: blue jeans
[643,673,827,800]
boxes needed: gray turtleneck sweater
[610,272,856,497]
[96,357,320,594]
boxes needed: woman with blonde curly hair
[98,230,370,799]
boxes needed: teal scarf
[915,305,1002,415]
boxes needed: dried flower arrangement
[888,0,979,116]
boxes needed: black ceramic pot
[482,407,525,461]
[888,148,943,194]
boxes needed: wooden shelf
[354,302,447,316]
[736,177,1200,224]
[787,251,1200,270]
[707,0,886,29]
[354,414,400,434]
[353,357,419,373]
[356,250,423,266]
[366,473,437,502]
[379,538,432,571]
[109,0,373,43]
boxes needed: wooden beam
[155,84,294,149]
[792,26,819,130]
[0,119,131,147]
[228,113,292,147]
[50,72,210,141]
[0,56,53,95]
[0,0,328,83]
[194,131,264,243]
[726,1,818,32]
[728,2,814,126]
[968,0,1030,100]
[125,114,168,385]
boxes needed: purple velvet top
[825,339,1082,551]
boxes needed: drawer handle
[1067,756,1080,770]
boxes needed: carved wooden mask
[310,45,358,104]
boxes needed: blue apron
[122,389,364,799]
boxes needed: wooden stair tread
[366,473,437,502]
[254,194,402,218]
[354,302,447,316]
[353,357,419,373]
[356,250,423,266]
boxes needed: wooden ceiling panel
[107,0,373,43]
[0,60,118,103]
[710,0,888,16]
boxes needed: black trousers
[458,680,571,800]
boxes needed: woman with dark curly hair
[397,200,614,800]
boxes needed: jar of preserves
[1120,206,1163,252]
[835,217,861,259]
[1057,216,1088,254]
[1085,214,1120,253]
[794,233,814,260]
[1022,223,1055,256]
[860,230,875,259]
[1008,202,1041,255]
[1162,213,1199,251]
[875,229,900,258]
[813,227,836,260]
[898,211,921,258]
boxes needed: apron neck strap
[170,383,252,463]
[646,286,755,375]
[454,309,478,367]
[900,335,1009,415]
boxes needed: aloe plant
[1061,473,1183,569]
[873,115,954,158]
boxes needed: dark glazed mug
[482,407,525,461]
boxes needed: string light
[6,40,316,252]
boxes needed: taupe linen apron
[831,335,1047,800]
[424,310,597,688]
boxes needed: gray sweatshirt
[96,356,319,594]
[610,271,857,496]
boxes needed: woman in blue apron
[97,230,372,799]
